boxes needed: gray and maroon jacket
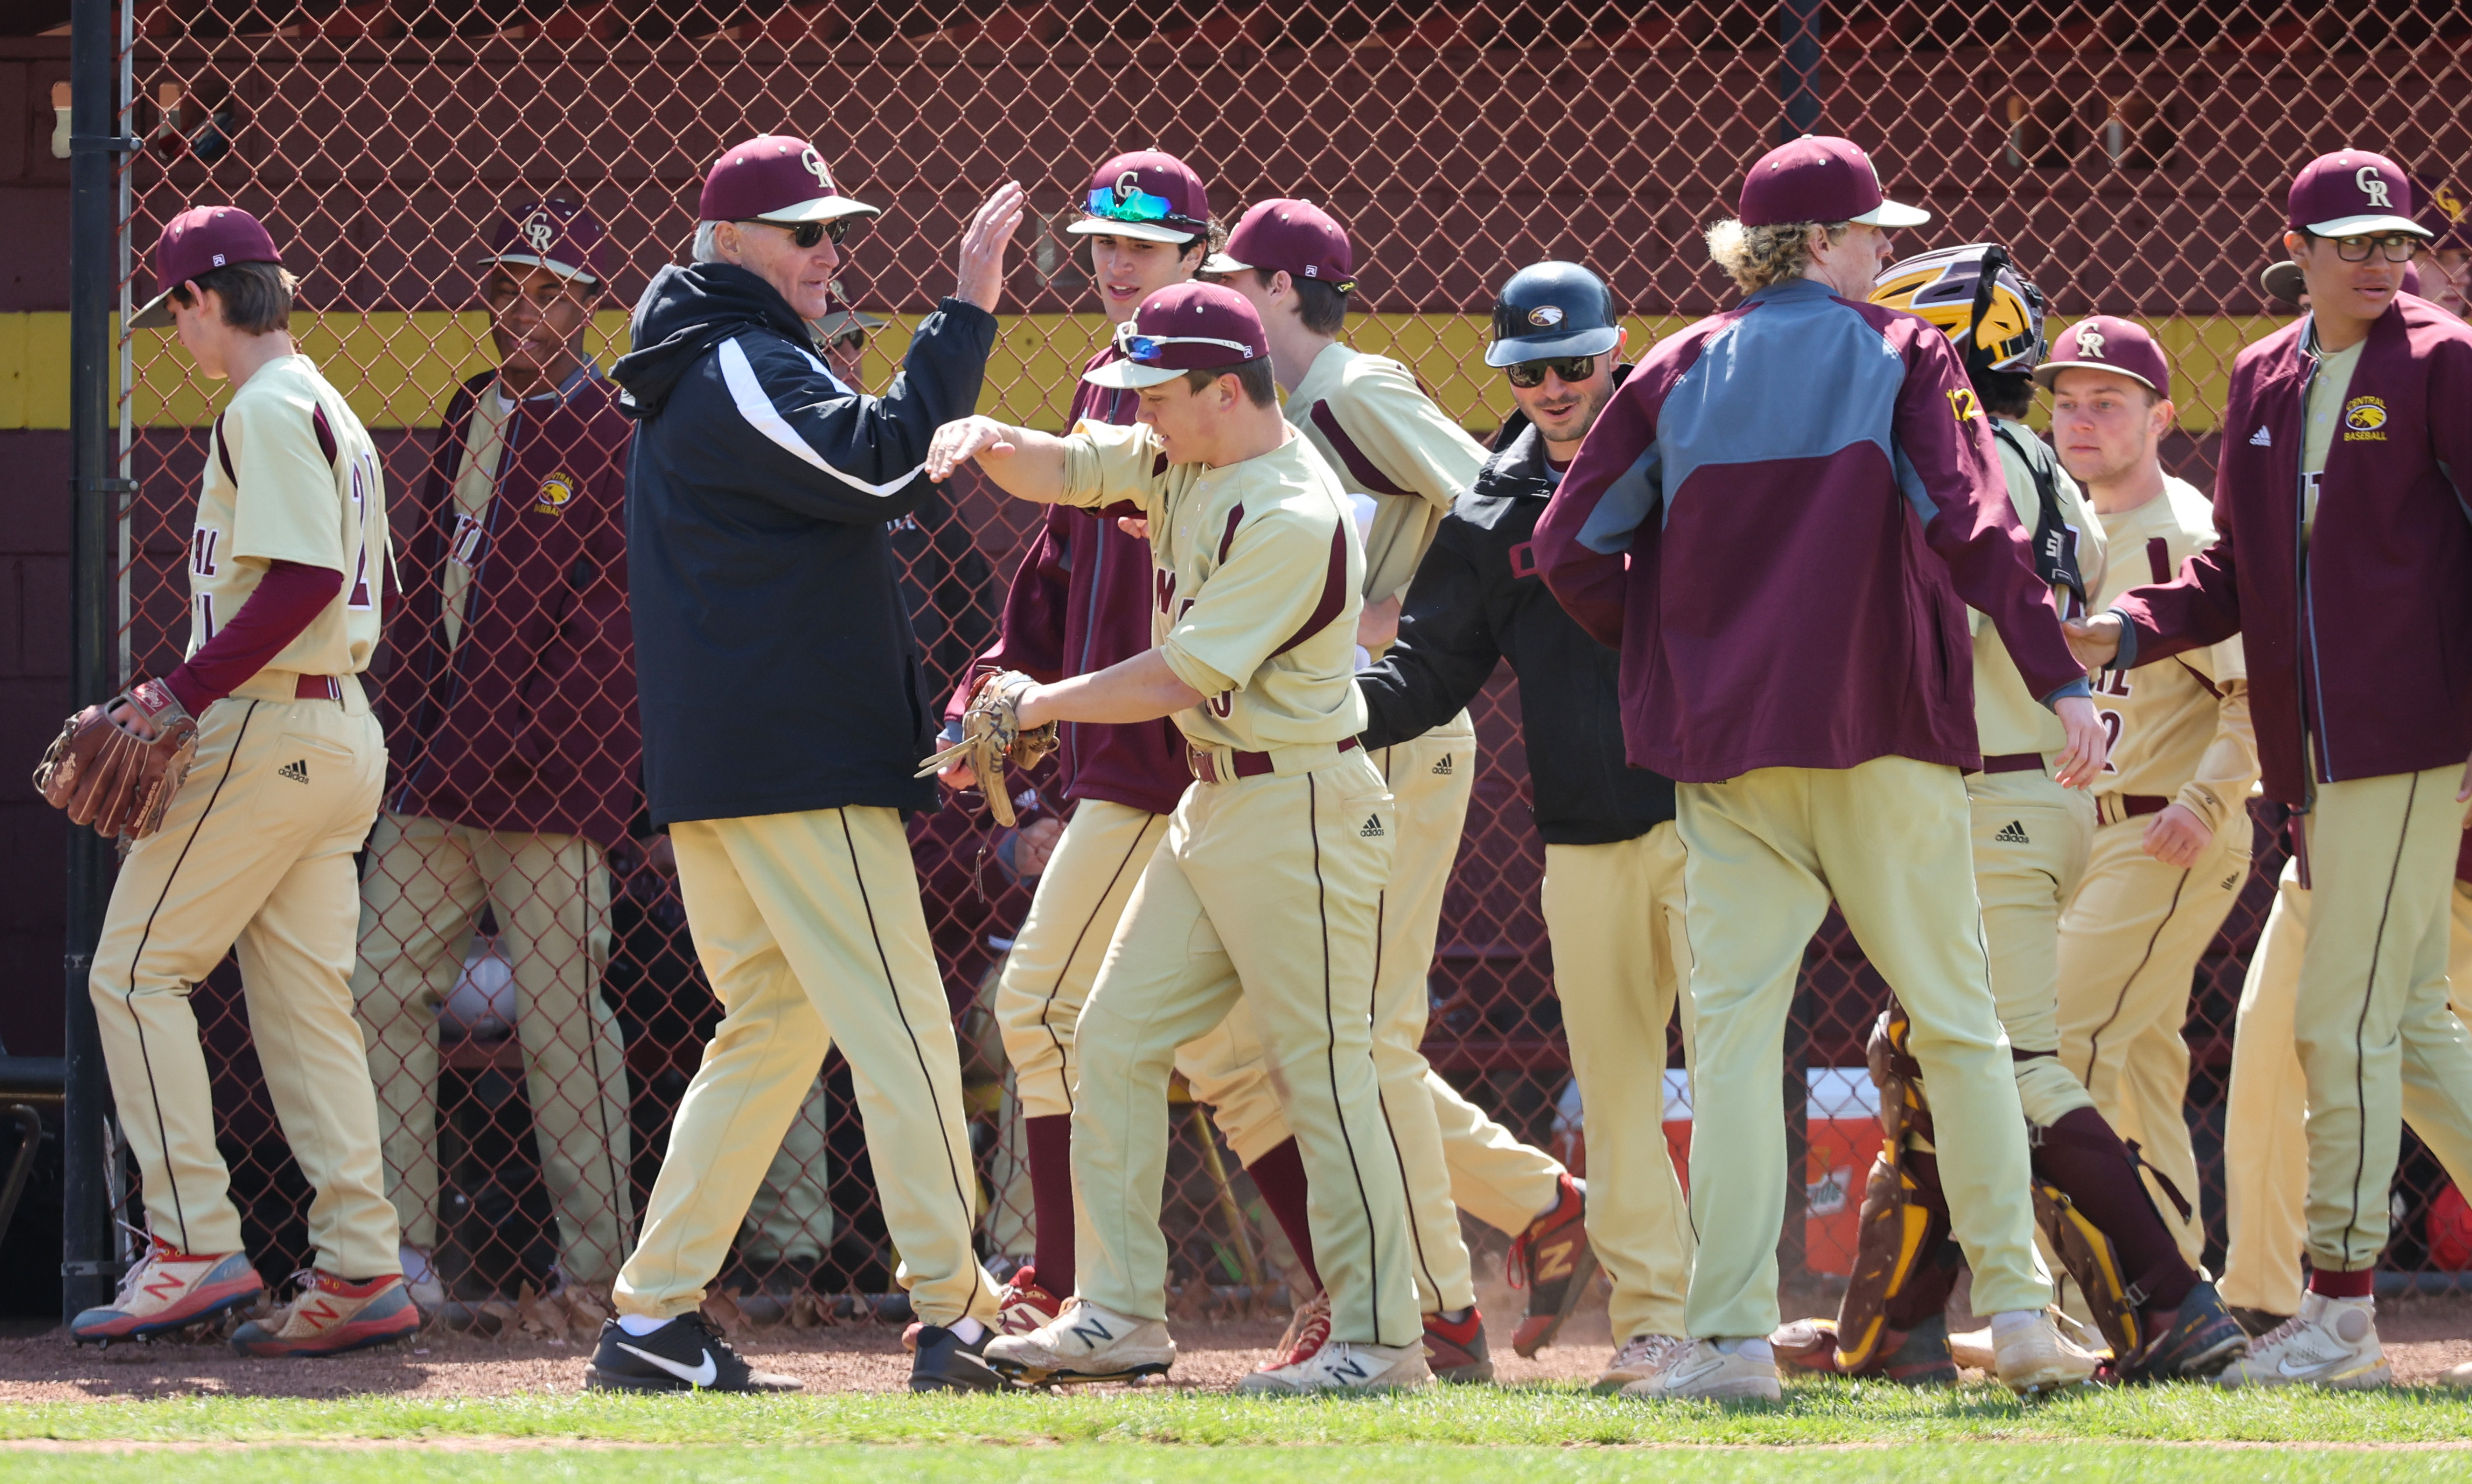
[2110,296,2472,805]
[1531,276,2087,783]
[948,345,1188,817]
[379,364,639,848]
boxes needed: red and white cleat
[229,1270,421,1357]
[71,1238,266,1345]
[1257,1290,1331,1372]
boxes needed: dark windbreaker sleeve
[1357,522,1503,750]
[707,298,998,524]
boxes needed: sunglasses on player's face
[2310,230,2421,264]
[1505,354,1601,389]
[742,218,850,250]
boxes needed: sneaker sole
[2218,1357,2391,1390]
[72,1281,267,1344]
[992,1360,1174,1387]
[1511,1242,1601,1359]
[231,1309,420,1359]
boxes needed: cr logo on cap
[2356,165,2393,210]
[1527,305,1565,327]
[799,145,834,190]
[523,210,556,253]
[2074,327,2106,358]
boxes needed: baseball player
[356,198,635,1310]
[583,134,1024,1394]
[931,281,1430,1395]
[1776,253,2244,1387]
[1207,198,1591,1373]
[61,207,414,1355]
[1535,136,2109,1401]
[2069,149,2472,1387]
[2035,317,2259,1272]
[2220,832,2472,1330]
[1356,260,1700,1391]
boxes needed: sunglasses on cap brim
[1505,354,1602,388]
[1086,186,1201,229]
[742,218,851,249]
[1113,321,1256,364]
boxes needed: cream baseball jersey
[2089,476,2255,821]
[1971,423,2108,756]
[1286,342,1487,610]
[1054,420,1366,754]
[193,354,388,676]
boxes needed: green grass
[7,1446,2472,1484]
[2,1378,2469,1450]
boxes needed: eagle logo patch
[2342,396,2388,441]
[1527,304,1565,327]
[534,472,579,513]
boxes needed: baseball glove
[915,669,1056,827]
[33,677,200,842]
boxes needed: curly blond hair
[1704,218,1850,293]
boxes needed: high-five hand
[2064,611,2125,672]
[2052,694,2109,789]
[955,182,1027,313]
[926,416,1019,482]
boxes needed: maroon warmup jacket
[1533,277,2086,784]
[2111,296,2472,805]
[948,346,1188,817]
[379,365,639,848]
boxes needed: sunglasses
[742,217,850,250]
[2311,230,2421,264]
[1505,354,1601,389]
[1115,319,1255,364]
[1086,185,1190,226]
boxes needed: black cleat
[910,1323,1015,1393]
[585,1313,803,1393]
[2123,1281,2249,1383]
[2228,1305,2290,1339]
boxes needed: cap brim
[756,197,882,224]
[1483,327,1623,367]
[2304,214,2431,239]
[129,287,178,330]
[815,311,890,335]
[1199,251,1252,275]
[1083,360,1189,390]
[480,251,602,285]
[1067,217,1199,245]
[2031,359,2162,394]
[1850,199,1932,228]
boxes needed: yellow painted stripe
[0,310,2296,434]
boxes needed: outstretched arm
[1015,649,1203,728]
[927,414,1073,502]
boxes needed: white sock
[950,1316,987,1344]
[1991,1309,2041,1340]
[1714,1337,1774,1362]
[617,1313,668,1336]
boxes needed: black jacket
[1357,385,1677,846]
[613,261,996,827]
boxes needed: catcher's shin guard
[2027,1110,2200,1364]
[1835,1007,1959,1374]
[2030,1180,2134,1361]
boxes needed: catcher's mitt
[916,669,1056,827]
[34,677,200,842]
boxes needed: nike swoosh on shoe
[617,1341,718,1387]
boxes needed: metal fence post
[63,0,134,1322]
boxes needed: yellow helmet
[1869,242,2047,375]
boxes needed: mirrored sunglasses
[1505,354,1601,389]
[1086,186,1187,226]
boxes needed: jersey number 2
[345,451,378,609]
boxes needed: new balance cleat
[1619,1339,1782,1402]
[2122,1280,2248,1383]
[1420,1307,1495,1384]
[910,1323,1013,1393]
[2212,1293,2389,1390]
[1257,1290,1331,1372]
[584,1313,802,1391]
[1506,1174,1598,1357]
[982,1298,1175,1385]
[72,1240,265,1345]
[229,1271,420,1357]
[1594,1332,1691,1393]
[1994,1312,2104,1396]
[1237,1339,1431,1395]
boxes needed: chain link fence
[98,1,2472,1320]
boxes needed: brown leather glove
[34,677,201,841]
[914,669,1056,827]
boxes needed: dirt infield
[3,1295,2467,1401]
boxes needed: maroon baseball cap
[130,205,282,329]
[2288,150,2427,239]
[1202,199,1356,293]
[1084,282,1265,390]
[1069,150,1212,246]
[2033,315,2171,400]
[698,134,880,225]
[480,198,608,285]
[1738,136,1929,229]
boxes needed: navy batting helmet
[1486,261,1621,367]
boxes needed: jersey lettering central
[193,354,388,679]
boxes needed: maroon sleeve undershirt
[163,559,346,715]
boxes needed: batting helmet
[1870,242,2048,375]
[1485,261,1621,367]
